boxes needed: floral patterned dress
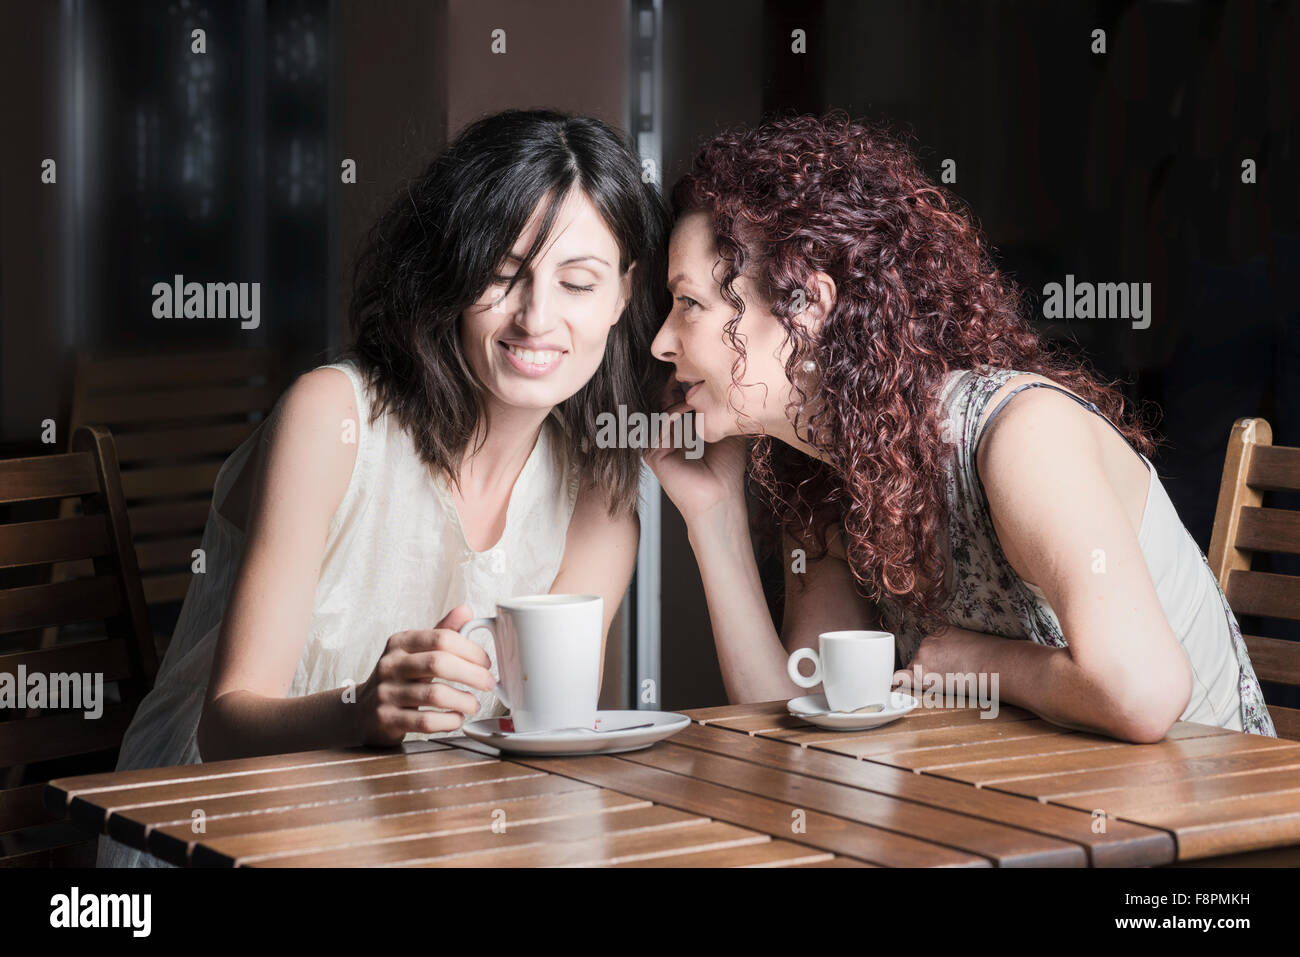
[877,366,1276,737]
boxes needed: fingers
[389,628,492,669]
[388,649,495,691]
[380,680,482,716]
[374,703,469,736]
[434,603,474,632]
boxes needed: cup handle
[787,647,822,689]
[459,617,508,710]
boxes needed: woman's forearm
[197,686,362,762]
[931,627,1150,740]
[687,505,810,704]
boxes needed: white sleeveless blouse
[97,360,581,867]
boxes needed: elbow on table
[196,698,230,763]
[1110,661,1193,744]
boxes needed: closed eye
[562,282,596,293]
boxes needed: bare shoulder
[217,367,358,529]
[972,373,1100,473]
[569,479,639,538]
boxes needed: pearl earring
[802,359,817,373]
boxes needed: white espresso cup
[787,630,896,713]
[459,594,603,733]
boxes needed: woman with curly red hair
[649,112,1275,741]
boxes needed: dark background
[2,0,1297,712]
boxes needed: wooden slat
[609,839,836,867]
[932,731,1296,789]
[79,350,278,391]
[134,536,200,572]
[141,770,590,865]
[142,573,193,605]
[619,741,1086,866]
[203,790,666,867]
[1051,764,1300,818]
[1226,569,1300,622]
[67,750,486,831]
[0,516,111,568]
[417,819,770,868]
[787,856,875,867]
[1242,635,1300,687]
[687,701,794,723]
[81,384,276,426]
[113,422,258,463]
[0,637,134,685]
[868,730,1130,773]
[1269,704,1300,742]
[1121,788,1300,860]
[1248,444,1300,493]
[48,742,450,803]
[443,741,990,867]
[667,722,1169,866]
[765,704,1038,747]
[775,715,1069,757]
[120,463,222,500]
[0,577,122,634]
[1236,506,1300,557]
[981,741,1300,802]
[128,500,211,536]
[0,452,99,504]
[0,704,136,767]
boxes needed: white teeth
[507,345,559,366]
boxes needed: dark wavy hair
[672,111,1159,635]
[345,109,670,513]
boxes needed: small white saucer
[461,709,691,756]
[786,692,918,731]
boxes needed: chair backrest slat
[1234,507,1300,557]
[1248,445,1300,493]
[1209,416,1300,740]
[0,638,134,685]
[0,453,99,505]
[0,425,159,854]
[1225,569,1300,623]
[65,348,280,637]
[0,705,137,768]
[0,516,112,569]
[0,578,122,634]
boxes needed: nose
[510,276,558,338]
[651,313,678,363]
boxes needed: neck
[457,398,552,495]
[767,410,834,464]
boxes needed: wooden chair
[0,426,159,866]
[55,347,280,651]
[1208,417,1300,740]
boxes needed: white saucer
[786,692,918,731]
[461,710,691,756]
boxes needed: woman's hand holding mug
[354,603,496,746]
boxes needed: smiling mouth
[500,341,567,375]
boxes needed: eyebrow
[668,272,703,291]
[505,253,611,268]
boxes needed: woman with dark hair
[649,112,1275,743]
[98,109,669,867]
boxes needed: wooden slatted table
[45,700,1300,867]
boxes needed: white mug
[459,594,603,733]
[787,630,895,713]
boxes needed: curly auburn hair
[672,111,1159,636]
